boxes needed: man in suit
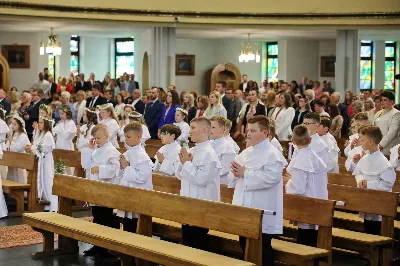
[104,90,116,107]
[48,76,57,99]
[298,76,312,96]
[232,89,245,132]
[86,84,107,108]
[215,81,233,121]
[24,88,45,140]
[0,88,11,115]
[76,73,91,92]
[130,74,140,91]
[239,74,248,91]
[304,89,316,112]
[144,87,164,139]
[125,89,145,114]
[33,72,51,99]
[330,92,348,136]
[88,73,96,88]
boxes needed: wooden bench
[24,174,263,265]
[1,151,38,215]
[152,172,335,266]
[53,149,85,178]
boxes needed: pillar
[374,41,385,90]
[335,30,359,96]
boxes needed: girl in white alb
[25,116,57,212]
[122,111,150,148]
[76,107,98,153]
[98,103,120,149]
[174,108,190,149]
[389,144,400,171]
[53,105,77,175]
[0,107,9,180]
[118,105,134,143]
[32,104,53,140]
[6,116,30,183]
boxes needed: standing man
[374,90,400,155]
[232,89,245,132]
[125,89,145,115]
[104,90,116,107]
[298,76,310,96]
[0,88,11,115]
[215,81,233,121]
[129,74,140,94]
[86,84,107,108]
[33,72,51,99]
[120,74,132,92]
[76,73,91,91]
[24,88,45,140]
[48,76,57,98]
[144,87,164,139]
[323,81,335,95]
[88,73,96,88]
[239,74,248,91]
[43,67,49,81]
[330,92,348,136]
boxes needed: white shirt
[225,135,240,154]
[153,141,182,176]
[389,144,400,171]
[228,139,287,234]
[320,134,340,173]
[211,137,236,185]
[345,145,364,172]
[174,121,190,147]
[176,140,222,202]
[344,133,359,157]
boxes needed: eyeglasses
[303,122,319,126]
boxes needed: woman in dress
[329,104,344,138]
[9,91,21,116]
[98,103,120,148]
[17,91,31,118]
[6,116,30,183]
[291,95,310,129]
[313,81,323,100]
[181,92,197,122]
[194,95,209,118]
[115,93,126,120]
[271,92,295,141]
[203,91,227,119]
[157,90,180,138]
[73,90,87,125]
[56,76,74,94]
[25,116,57,212]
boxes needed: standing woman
[194,95,209,118]
[291,96,310,129]
[343,90,354,116]
[181,92,197,122]
[328,104,344,138]
[25,116,57,212]
[203,91,227,119]
[73,90,87,125]
[263,90,277,117]
[9,91,21,116]
[114,93,126,120]
[56,76,74,94]
[157,90,180,139]
[272,92,295,141]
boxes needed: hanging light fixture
[239,33,260,63]
[40,28,62,56]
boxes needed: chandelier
[239,33,260,63]
[40,28,62,56]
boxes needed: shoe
[83,246,101,256]
[99,248,115,258]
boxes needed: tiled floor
[0,210,370,266]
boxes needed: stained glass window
[115,38,134,78]
[360,41,373,90]
[384,41,396,90]
[266,42,278,83]
[70,36,80,76]
[48,54,55,79]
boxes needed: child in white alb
[317,117,340,173]
[344,113,369,157]
[121,112,150,148]
[0,106,9,179]
[153,124,182,176]
[76,108,98,153]
[345,124,371,172]
[389,144,400,171]
[285,124,327,247]
[117,121,153,234]
[98,103,120,149]
[224,119,240,154]
[353,125,396,235]
[174,108,190,149]
[209,116,236,185]
[268,122,283,153]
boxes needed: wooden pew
[24,174,262,265]
[152,173,335,266]
[1,151,38,215]
[53,149,85,178]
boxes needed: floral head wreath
[12,115,26,128]
[0,107,7,116]
[39,116,55,127]
[176,107,188,116]
[85,107,98,114]
[60,105,72,115]
[39,104,52,115]
[128,112,142,118]
[97,103,114,110]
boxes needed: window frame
[70,35,80,76]
[360,41,373,91]
[114,37,134,79]
[384,41,396,91]
[266,42,278,83]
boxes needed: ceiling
[0,17,399,41]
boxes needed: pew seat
[24,212,254,266]
[2,180,30,215]
[152,217,330,266]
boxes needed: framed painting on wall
[320,56,335,77]
[1,45,30,68]
[176,54,195,76]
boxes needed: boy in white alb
[345,124,370,172]
[353,125,396,235]
[117,121,153,233]
[317,117,340,173]
[389,144,400,171]
[209,117,236,185]
[153,124,182,176]
[268,122,283,153]
[81,124,120,256]
[344,112,369,157]
[224,119,240,154]
[176,117,221,251]
[228,115,287,266]
[285,125,327,247]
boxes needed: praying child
[117,121,153,234]
[210,116,236,185]
[80,124,120,256]
[316,117,340,173]
[345,124,370,173]
[285,125,327,247]
[153,124,182,176]
[353,125,396,235]
[344,112,369,157]
[389,143,400,171]
[228,115,287,266]
[174,107,190,148]
[176,117,221,251]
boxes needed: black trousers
[123,217,138,234]
[364,219,381,235]
[181,224,209,251]
[297,228,318,247]
[239,234,274,266]
[91,206,119,229]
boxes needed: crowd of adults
[1,69,399,155]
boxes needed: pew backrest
[53,149,85,177]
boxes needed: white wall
[318,40,336,88]
[80,36,111,80]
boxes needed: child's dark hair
[320,116,332,130]
[292,124,310,146]
[160,124,181,140]
[359,125,383,145]
[304,112,321,123]
[85,107,98,136]
[60,104,73,120]
[176,108,188,123]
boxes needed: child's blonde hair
[98,103,118,121]
[128,111,147,127]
